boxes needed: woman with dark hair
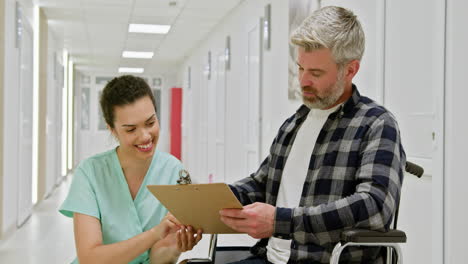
[60,75,201,264]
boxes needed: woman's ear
[107,124,117,139]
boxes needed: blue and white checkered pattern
[230,86,406,263]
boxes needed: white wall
[1,0,21,235]
[445,1,468,263]
[179,0,301,185]
[159,72,178,154]
[321,0,385,103]
[1,0,36,235]
[382,0,444,263]
[1,0,63,235]
[0,0,5,239]
[1,0,37,235]
[44,30,64,198]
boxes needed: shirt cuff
[273,207,293,240]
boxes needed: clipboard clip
[177,169,192,185]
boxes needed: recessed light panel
[128,24,171,34]
[122,51,154,59]
[118,67,144,73]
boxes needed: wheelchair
[180,161,424,264]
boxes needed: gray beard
[302,74,345,109]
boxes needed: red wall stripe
[170,87,182,160]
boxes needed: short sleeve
[157,152,184,185]
[59,165,100,219]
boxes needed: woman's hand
[176,225,203,252]
[149,217,203,263]
[153,213,180,240]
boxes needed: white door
[54,55,64,185]
[215,52,227,182]
[206,53,219,183]
[45,52,61,196]
[322,1,442,263]
[17,11,34,227]
[244,23,261,176]
[218,20,262,250]
[199,60,209,182]
[383,1,443,263]
[185,68,202,182]
[181,68,192,172]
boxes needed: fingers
[164,213,182,226]
[176,226,203,252]
[176,228,183,249]
[195,229,203,244]
[219,208,245,219]
[220,207,253,233]
[221,203,276,239]
[185,226,195,249]
[155,219,173,240]
[179,226,188,251]
[164,218,179,234]
[220,216,253,233]
[163,218,176,230]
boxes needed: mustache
[301,86,317,94]
[301,86,325,101]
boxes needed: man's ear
[345,60,360,81]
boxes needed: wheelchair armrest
[181,260,213,264]
[340,229,407,243]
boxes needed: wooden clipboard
[147,183,243,234]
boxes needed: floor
[0,176,76,263]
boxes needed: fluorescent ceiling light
[119,67,144,73]
[129,23,171,34]
[122,51,154,59]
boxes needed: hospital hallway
[1,0,468,263]
[0,176,75,263]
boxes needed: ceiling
[37,0,244,75]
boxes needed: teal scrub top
[59,148,183,264]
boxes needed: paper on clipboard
[147,183,243,234]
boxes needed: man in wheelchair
[219,6,405,264]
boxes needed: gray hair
[290,6,365,65]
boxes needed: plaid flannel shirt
[230,86,406,263]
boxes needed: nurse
[59,75,202,263]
